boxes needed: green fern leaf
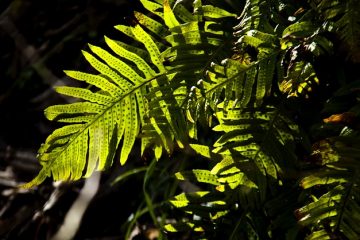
[140,0,163,18]
[305,229,332,240]
[22,22,166,188]
[189,143,215,159]
[312,0,360,62]
[54,86,112,105]
[164,221,204,233]
[175,169,220,186]
[279,61,319,98]
[104,36,155,78]
[212,104,300,200]
[134,11,167,38]
[163,0,180,28]
[297,136,360,239]
[133,25,165,73]
[201,5,237,19]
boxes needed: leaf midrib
[42,71,167,174]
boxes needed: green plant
[23,0,360,239]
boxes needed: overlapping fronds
[296,81,360,239]
[22,0,359,239]
[197,0,281,110]
[163,0,337,238]
[279,19,333,98]
[164,104,301,235]
[141,2,237,158]
[236,0,266,33]
[23,0,238,187]
[189,0,333,122]
[297,136,360,239]
[212,104,300,188]
[310,0,360,62]
[158,0,237,139]
[279,61,319,98]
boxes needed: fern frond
[213,104,300,197]
[169,104,300,234]
[22,23,164,188]
[279,22,333,99]
[279,61,319,98]
[312,0,360,62]
[136,0,236,151]
[295,81,360,238]
[23,1,354,238]
[24,0,239,187]
[193,1,283,112]
[297,136,360,239]
[148,1,237,143]
[234,0,265,34]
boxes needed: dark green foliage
[310,0,360,62]
[24,0,360,239]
